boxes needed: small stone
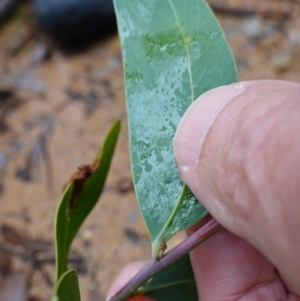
[271,51,293,72]
[0,152,8,172]
[288,30,300,45]
[241,17,263,40]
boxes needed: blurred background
[0,0,299,300]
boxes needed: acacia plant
[52,1,238,301]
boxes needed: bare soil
[0,1,299,300]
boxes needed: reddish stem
[108,218,222,301]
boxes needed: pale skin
[107,80,300,301]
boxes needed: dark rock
[32,0,116,47]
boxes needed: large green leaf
[54,120,121,282]
[141,255,197,301]
[54,269,81,301]
[114,0,237,256]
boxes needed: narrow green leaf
[140,255,197,301]
[54,120,121,282]
[54,269,81,301]
[114,0,238,255]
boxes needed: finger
[174,80,300,294]
[187,226,299,301]
[106,261,154,301]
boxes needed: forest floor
[0,0,299,300]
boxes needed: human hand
[107,80,300,301]
[174,79,300,299]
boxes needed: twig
[108,218,222,301]
[0,242,28,261]
[16,118,54,193]
[0,241,83,266]
[209,3,291,21]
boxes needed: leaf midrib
[151,0,195,254]
[138,278,195,294]
[168,0,194,103]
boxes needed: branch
[108,218,222,301]
[209,2,291,20]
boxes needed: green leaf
[54,120,121,282]
[141,255,198,301]
[114,0,238,256]
[54,269,81,301]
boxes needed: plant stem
[108,218,222,301]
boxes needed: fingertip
[106,261,146,301]
[176,80,300,295]
[188,229,282,300]
[174,83,243,170]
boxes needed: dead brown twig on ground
[209,2,291,21]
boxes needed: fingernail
[174,84,243,168]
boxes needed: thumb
[174,80,300,294]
